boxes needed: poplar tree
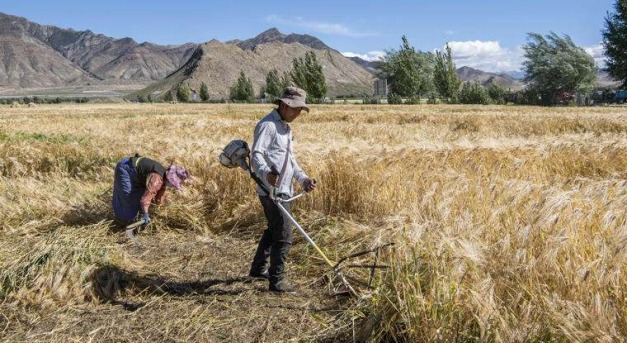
[163,90,173,102]
[265,69,283,100]
[176,83,191,102]
[602,0,627,87]
[434,43,461,103]
[229,71,255,102]
[200,82,210,102]
[378,35,435,99]
[290,51,327,102]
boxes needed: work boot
[269,280,297,294]
[268,243,290,282]
[248,269,270,280]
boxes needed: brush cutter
[219,140,393,297]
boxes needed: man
[249,86,317,293]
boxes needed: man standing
[249,87,317,293]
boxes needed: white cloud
[265,15,379,37]
[584,43,606,68]
[446,40,524,73]
[341,51,385,62]
[445,40,607,73]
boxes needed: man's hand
[266,172,279,186]
[303,178,317,192]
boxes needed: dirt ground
[1,227,359,342]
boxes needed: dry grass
[0,103,625,342]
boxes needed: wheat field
[0,103,625,342]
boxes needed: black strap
[246,159,270,196]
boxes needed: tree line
[158,51,327,104]
[382,0,627,106]
[160,27,606,107]
[153,0,627,107]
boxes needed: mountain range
[0,12,618,98]
[456,66,524,90]
[0,12,196,90]
[135,37,373,99]
[0,12,372,97]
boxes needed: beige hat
[273,86,310,113]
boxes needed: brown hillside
[457,66,524,91]
[0,36,93,88]
[0,12,197,89]
[231,27,333,52]
[138,40,374,99]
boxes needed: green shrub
[387,92,403,105]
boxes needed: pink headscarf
[165,165,190,190]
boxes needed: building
[374,79,388,96]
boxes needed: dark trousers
[112,157,144,221]
[250,195,293,285]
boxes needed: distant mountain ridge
[135,37,373,99]
[348,57,378,73]
[0,12,197,89]
[456,66,525,90]
[0,13,371,97]
[228,28,333,51]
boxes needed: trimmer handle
[126,219,146,230]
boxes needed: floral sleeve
[140,173,165,213]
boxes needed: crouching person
[112,154,190,229]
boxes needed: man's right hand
[266,172,279,186]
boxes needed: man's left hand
[303,178,317,192]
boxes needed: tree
[281,71,292,89]
[280,71,291,89]
[434,43,461,103]
[265,69,283,100]
[200,82,210,102]
[290,51,327,102]
[229,70,255,102]
[387,92,403,104]
[303,51,327,101]
[176,83,191,102]
[459,82,490,104]
[523,32,596,105]
[602,0,627,88]
[378,35,435,99]
[163,90,173,102]
[487,84,506,104]
[290,56,308,92]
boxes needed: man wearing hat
[249,86,317,293]
[112,154,190,229]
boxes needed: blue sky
[2,0,612,72]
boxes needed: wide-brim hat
[165,165,190,190]
[273,86,310,113]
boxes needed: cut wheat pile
[0,103,625,342]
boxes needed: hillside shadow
[90,265,248,310]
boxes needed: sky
[1,0,613,73]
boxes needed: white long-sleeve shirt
[252,109,308,196]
